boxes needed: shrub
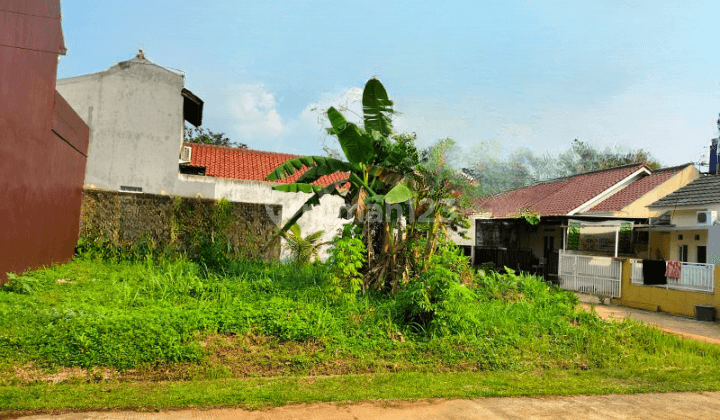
[325,235,366,302]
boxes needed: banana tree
[266,78,416,274]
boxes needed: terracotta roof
[477,164,650,218]
[648,173,720,208]
[588,164,692,212]
[185,143,347,187]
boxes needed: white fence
[631,260,715,293]
[558,252,622,298]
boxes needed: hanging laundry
[665,260,682,279]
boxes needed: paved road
[13,392,720,419]
[578,293,720,345]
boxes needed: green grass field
[2,256,720,414]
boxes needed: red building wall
[0,0,89,283]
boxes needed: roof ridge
[652,162,694,173]
[184,142,313,158]
[495,162,647,192]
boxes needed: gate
[558,252,622,298]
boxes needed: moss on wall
[79,189,281,261]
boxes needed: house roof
[648,174,720,208]
[185,143,347,187]
[477,164,650,218]
[587,163,693,212]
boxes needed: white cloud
[229,84,286,137]
[224,78,719,167]
[224,85,366,155]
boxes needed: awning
[182,88,204,127]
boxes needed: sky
[57,1,720,168]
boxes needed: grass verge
[3,367,720,416]
[3,256,720,417]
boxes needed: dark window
[698,246,707,264]
[120,185,142,193]
[679,245,688,262]
[543,236,554,258]
[634,230,649,244]
[179,165,206,176]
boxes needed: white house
[57,53,347,258]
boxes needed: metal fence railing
[559,252,622,298]
[631,260,715,293]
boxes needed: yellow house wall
[616,259,719,317]
[649,229,708,262]
[619,165,699,218]
[662,206,720,227]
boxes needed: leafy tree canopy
[455,139,662,194]
[184,123,247,148]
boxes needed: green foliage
[557,139,661,174]
[456,138,662,194]
[325,234,366,301]
[395,240,475,335]
[2,255,720,382]
[76,197,255,268]
[515,206,541,225]
[184,123,247,148]
[283,224,325,265]
[266,78,421,239]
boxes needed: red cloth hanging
[665,260,682,279]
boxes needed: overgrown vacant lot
[3,256,720,412]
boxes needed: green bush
[325,235,366,302]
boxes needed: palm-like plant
[266,79,417,264]
[267,79,473,292]
[283,223,325,265]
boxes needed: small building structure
[56,52,207,197]
[57,55,348,259]
[646,174,720,264]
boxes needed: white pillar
[614,226,620,257]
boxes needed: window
[119,185,142,193]
[678,245,688,262]
[698,246,707,264]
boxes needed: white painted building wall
[57,56,186,195]
[179,174,347,259]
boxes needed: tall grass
[2,254,719,382]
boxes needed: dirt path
[13,392,720,419]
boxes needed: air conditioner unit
[179,146,192,163]
[697,211,717,226]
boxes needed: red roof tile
[587,164,690,212]
[185,143,347,187]
[478,164,650,217]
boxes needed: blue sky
[58,1,720,168]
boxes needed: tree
[557,139,660,174]
[184,123,247,148]
[267,78,471,291]
[458,139,662,194]
[266,79,418,258]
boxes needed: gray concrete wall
[178,174,347,259]
[57,57,185,195]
